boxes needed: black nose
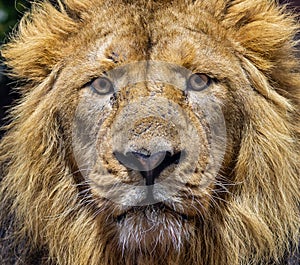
[114,151,182,186]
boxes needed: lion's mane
[0,0,299,264]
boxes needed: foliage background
[0,0,30,135]
[0,0,30,43]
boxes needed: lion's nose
[113,151,182,186]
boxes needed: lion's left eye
[90,77,114,95]
[187,73,211,91]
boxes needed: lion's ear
[221,0,298,71]
[221,0,299,104]
[1,0,93,84]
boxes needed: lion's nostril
[129,151,167,172]
[113,150,183,186]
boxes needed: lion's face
[53,4,246,255]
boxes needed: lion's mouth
[115,202,190,223]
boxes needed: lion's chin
[115,203,190,224]
[110,203,195,257]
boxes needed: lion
[0,0,299,264]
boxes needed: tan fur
[0,0,299,264]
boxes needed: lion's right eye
[90,77,114,95]
[187,73,211,92]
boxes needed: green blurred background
[0,0,30,44]
[0,0,30,134]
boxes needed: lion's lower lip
[115,203,190,223]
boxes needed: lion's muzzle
[113,150,183,186]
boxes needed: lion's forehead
[69,3,241,82]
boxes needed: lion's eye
[90,77,114,95]
[187,73,211,91]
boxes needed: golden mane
[0,1,299,264]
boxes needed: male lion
[0,0,299,264]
